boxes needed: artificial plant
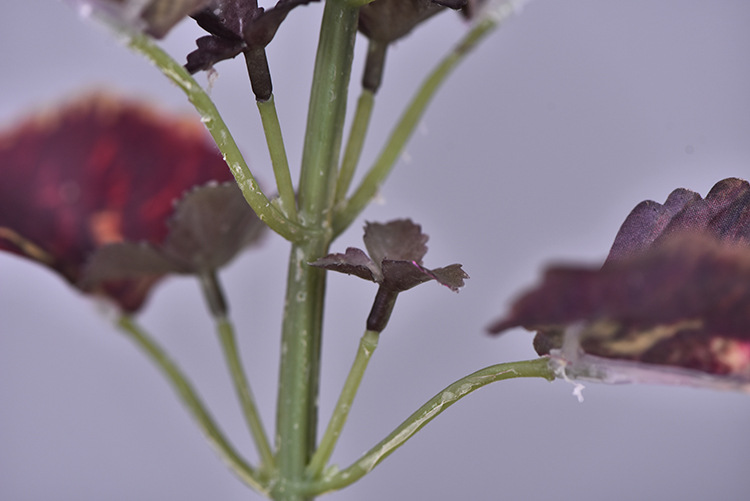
[1,1,749,500]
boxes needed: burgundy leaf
[606,178,750,262]
[309,247,380,282]
[0,93,236,312]
[160,182,265,271]
[83,182,265,287]
[490,178,750,390]
[606,188,701,262]
[363,219,428,265]
[380,260,434,291]
[185,0,319,74]
[358,0,447,45]
[428,263,470,292]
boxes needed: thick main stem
[273,2,358,500]
[274,238,328,500]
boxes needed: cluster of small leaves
[185,0,318,100]
[312,219,468,331]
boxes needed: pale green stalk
[196,271,275,473]
[333,15,500,236]
[116,316,267,494]
[300,358,555,496]
[215,317,276,472]
[306,330,379,479]
[334,90,375,205]
[257,96,298,222]
[127,33,307,242]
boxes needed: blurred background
[2,1,750,500]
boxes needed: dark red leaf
[309,247,380,282]
[358,0,447,45]
[82,182,265,286]
[363,219,428,265]
[489,178,750,390]
[185,0,319,74]
[0,93,235,312]
[606,178,750,262]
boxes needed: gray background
[2,1,750,500]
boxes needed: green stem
[334,90,375,206]
[127,33,308,243]
[297,0,358,226]
[273,2,359,499]
[257,96,298,222]
[215,316,277,473]
[301,358,555,496]
[332,16,500,236]
[197,271,275,472]
[273,238,328,501]
[116,316,267,494]
[306,330,379,479]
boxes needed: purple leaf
[363,219,428,265]
[490,178,750,391]
[0,94,237,312]
[309,247,380,282]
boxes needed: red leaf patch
[490,178,750,391]
[0,93,236,312]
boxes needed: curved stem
[332,15,500,237]
[334,90,375,206]
[116,316,267,494]
[306,330,379,479]
[197,271,275,472]
[215,316,277,473]
[257,96,298,222]
[126,33,308,243]
[301,357,555,496]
